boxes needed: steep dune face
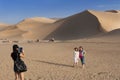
[89,10,120,32]
[44,10,102,40]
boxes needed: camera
[18,47,23,53]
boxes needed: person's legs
[15,72,19,80]
[20,72,24,80]
[73,58,78,67]
[81,56,85,68]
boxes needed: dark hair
[13,44,19,52]
[74,47,78,51]
[79,46,83,49]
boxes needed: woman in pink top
[79,46,86,68]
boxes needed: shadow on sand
[34,60,73,68]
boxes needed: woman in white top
[73,47,79,67]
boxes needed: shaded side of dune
[85,28,120,42]
[99,28,120,37]
[44,10,102,40]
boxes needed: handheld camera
[18,47,23,53]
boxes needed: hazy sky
[0,0,120,24]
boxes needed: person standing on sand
[73,47,80,67]
[11,44,27,80]
[79,46,86,68]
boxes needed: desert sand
[0,10,120,80]
[0,41,120,80]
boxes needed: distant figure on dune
[11,44,27,80]
[49,38,55,42]
[79,46,86,68]
[73,47,80,67]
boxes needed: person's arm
[20,52,25,58]
[73,51,75,57]
[83,50,86,56]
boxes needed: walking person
[11,44,27,80]
[79,46,86,68]
[73,47,80,67]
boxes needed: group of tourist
[73,46,86,68]
[11,44,86,80]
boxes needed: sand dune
[44,10,102,40]
[82,28,120,42]
[17,17,56,31]
[29,17,56,23]
[89,10,120,32]
[103,29,120,36]
[0,25,26,40]
[0,17,56,40]
[45,10,120,40]
[0,10,120,40]
[19,17,56,23]
[0,23,9,26]
[97,29,120,41]
[17,17,56,39]
[105,10,120,13]
[0,23,10,31]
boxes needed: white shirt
[73,51,79,58]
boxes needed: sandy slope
[0,25,26,40]
[89,29,120,42]
[0,17,56,40]
[89,10,120,32]
[15,17,63,40]
[0,23,10,31]
[17,17,57,40]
